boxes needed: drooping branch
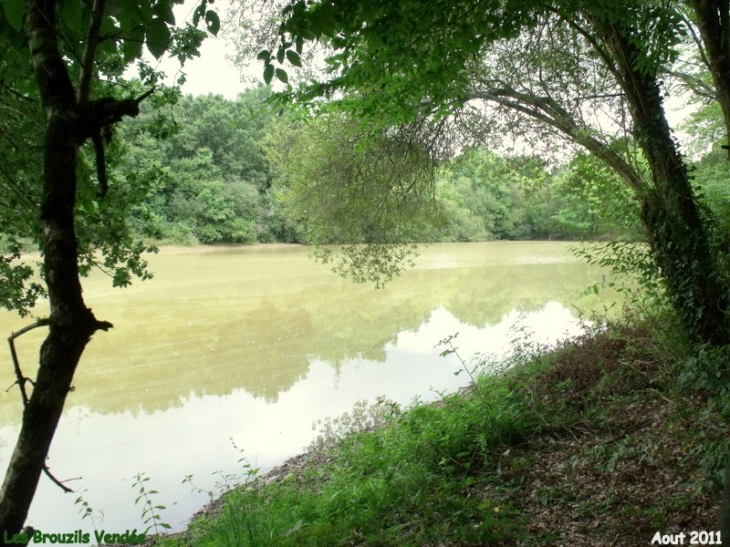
[679,12,713,72]
[663,68,717,100]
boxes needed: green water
[0,242,622,533]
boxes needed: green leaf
[257,49,271,61]
[205,10,220,36]
[123,27,145,64]
[192,5,204,27]
[3,0,24,32]
[60,0,84,35]
[275,68,289,84]
[81,197,97,215]
[300,28,316,40]
[146,17,171,59]
[286,50,302,67]
[153,0,176,25]
[276,47,285,64]
[263,63,274,85]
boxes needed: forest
[59,88,726,248]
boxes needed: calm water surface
[0,242,621,533]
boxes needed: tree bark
[690,0,730,158]
[592,15,730,347]
[0,0,112,534]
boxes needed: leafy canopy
[266,112,445,286]
[0,0,217,315]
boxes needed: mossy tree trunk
[593,15,730,347]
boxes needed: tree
[0,0,216,534]
[261,0,729,347]
[118,90,278,244]
[686,0,730,158]
[266,112,444,285]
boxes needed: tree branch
[680,12,712,73]
[77,0,107,106]
[7,319,50,407]
[41,465,73,494]
[465,84,648,196]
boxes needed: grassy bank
[168,312,730,547]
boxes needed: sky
[169,40,247,99]
[151,0,695,147]
[150,0,257,99]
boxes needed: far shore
[154,241,308,255]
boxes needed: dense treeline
[113,89,651,246]
[115,88,288,244]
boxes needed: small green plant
[74,489,104,531]
[437,332,488,405]
[132,472,171,537]
[183,438,260,501]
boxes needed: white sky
[175,37,251,98]
[149,0,695,147]
[146,0,258,99]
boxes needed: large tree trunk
[0,0,112,534]
[685,2,730,536]
[690,0,730,158]
[595,16,730,347]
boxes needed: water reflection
[0,242,621,533]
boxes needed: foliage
[431,147,642,242]
[265,112,445,285]
[117,89,279,245]
[66,86,647,253]
[132,472,172,536]
[551,152,642,240]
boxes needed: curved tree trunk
[594,15,730,347]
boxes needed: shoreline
[133,318,728,546]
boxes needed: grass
[166,309,730,547]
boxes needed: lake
[0,241,621,534]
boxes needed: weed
[132,472,171,536]
[73,489,104,531]
[183,438,260,501]
[437,332,487,405]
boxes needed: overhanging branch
[464,83,648,196]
